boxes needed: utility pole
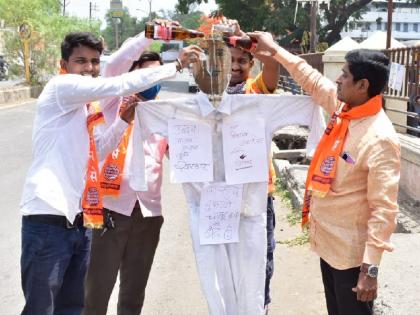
[148,0,152,21]
[61,0,70,16]
[89,2,98,20]
[386,0,393,49]
[310,0,318,53]
[114,18,120,49]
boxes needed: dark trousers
[83,205,163,315]
[265,195,276,306]
[320,258,374,315]
[20,216,92,315]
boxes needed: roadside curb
[0,85,43,106]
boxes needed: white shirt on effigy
[97,32,168,217]
[131,91,326,217]
[20,64,177,223]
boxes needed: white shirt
[98,32,167,217]
[20,64,177,223]
[133,92,325,217]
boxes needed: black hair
[345,49,390,97]
[129,51,163,72]
[227,45,253,61]
[60,32,103,61]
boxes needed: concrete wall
[0,85,43,105]
[385,98,408,133]
[399,134,420,199]
[322,54,344,82]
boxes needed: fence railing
[383,46,420,136]
[276,47,420,136]
[277,52,324,94]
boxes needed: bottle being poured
[145,22,204,40]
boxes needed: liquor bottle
[211,24,235,37]
[223,35,257,51]
[145,22,204,40]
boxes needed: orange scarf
[59,67,105,228]
[99,100,134,197]
[82,102,105,228]
[302,95,383,227]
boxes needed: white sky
[66,0,218,27]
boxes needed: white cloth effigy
[128,92,325,315]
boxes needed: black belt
[26,213,84,229]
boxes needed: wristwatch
[360,264,379,278]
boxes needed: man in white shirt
[83,36,169,315]
[19,31,199,315]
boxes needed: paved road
[0,81,326,314]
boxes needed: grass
[278,229,309,247]
[274,178,310,246]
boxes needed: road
[0,79,326,314]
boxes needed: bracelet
[175,58,183,73]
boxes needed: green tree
[0,0,100,83]
[159,9,205,30]
[101,8,147,52]
[176,0,420,47]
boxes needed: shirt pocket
[331,148,358,192]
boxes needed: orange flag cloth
[82,102,105,228]
[302,95,383,227]
[59,67,105,228]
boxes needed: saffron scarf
[99,99,134,197]
[59,68,105,228]
[302,95,383,227]
[82,102,105,228]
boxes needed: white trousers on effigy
[189,206,267,315]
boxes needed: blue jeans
[265,196,276,306]
[20,216,92,315]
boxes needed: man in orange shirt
[248,32,400,315]
[226,22,279,312]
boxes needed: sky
[65,0,218,27]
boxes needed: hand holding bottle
[246,31,279,57]
[176,45,204,69]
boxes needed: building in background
[341,0,420,44]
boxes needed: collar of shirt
[196,91,233,117]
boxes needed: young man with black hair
[226,22,279,312]
[83,34,169,315]
[248,32,400,315]
[19,31,199,315]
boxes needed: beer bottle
[145,22,204,40]
[212,24,235,37]
[223,35,257,51]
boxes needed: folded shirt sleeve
[363,137,401,265]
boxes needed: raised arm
[52,45,203,114]
[230,20,279,92]
[103,32,153,78]
[248,31,340,114]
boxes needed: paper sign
[168,119,213,183]
[388,62,406,93]
[222,118,268,184]
[199,183,243,245]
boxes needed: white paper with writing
[168,119,213,183]
[199,183,243,245]
[222,118,268,184]
[388,62,406,93]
